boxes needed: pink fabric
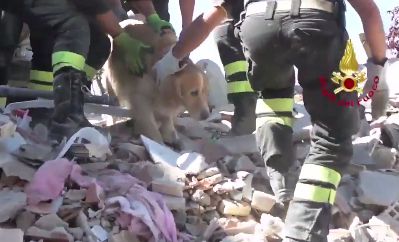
[25,159,190,242]
[98,170,180,242]
[25,159,73,205]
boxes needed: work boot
[49,68,92,141]
[229,92,257,136]
[267,160,301,219]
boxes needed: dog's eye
[190,90,199,96]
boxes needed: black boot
[49,68,92,141]
[229,92,258,136]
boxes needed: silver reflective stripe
[245,0,335,15]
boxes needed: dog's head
[164,64,210,121]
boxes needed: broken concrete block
[251,191,276,213]
[186,201,201,215]
[192,189,211,206]
[34,214,69,231]
[161,195,186,211]
[172,209,187,230]
[117,143,148,160]
[16,211,36,232]
[0,152,35,182]
[376,201,399,236]
[197,173,224,190]
[240,172,253,201]
[218,199,251,216]
[234,155,257,172]
[25,226,74,242]
[202,210,220,223]
[216,134,258,154]
[151,179,184,197]
[351,136,379,166]
[141,135,180,167]
[65,189,86,201]
[327,229,353,242]
[130,161,164,184]
[91,225,108,242]
[109,230,140,242]
[371,145,397,169]
[67,227,84,240]
[0,228,23,242]
[218,217,258,236]
[197,166,221,180]
[0,189,27,222]
[177,152,208,175]
[185,221,208,237]
[257,213,284,238]
[357,170,399,206]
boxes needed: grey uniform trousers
[237,7,359,242]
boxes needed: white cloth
[153,46,186,85]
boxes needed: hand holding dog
[153,47,187,85]
[113,32,152,76]
[147,13,175,33]
[365,58,389,91]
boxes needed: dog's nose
[200,110,210,120]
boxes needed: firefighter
[24,0,174,95]
[153,0,388,241]
[213,1,258,136]
[0,0,158,140]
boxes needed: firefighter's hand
[153,47,186,85]
[113,32,152,76]
[147,13,175,33]
[365,58,389,91]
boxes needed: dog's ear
[173,75,183,99]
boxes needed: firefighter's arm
[180,0,195,30]
[96,11,151,75]
[126,0,174,33]
[153,5,227,84]
[348,0,386,65]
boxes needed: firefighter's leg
[214,20,257,135]
[238,15,300,213]
[21,0,92,139]
[256,79,301,211]
[0,12,22,106]
[26,22,110,127]
[283,15,360,242]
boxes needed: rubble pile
[1,95,399,242]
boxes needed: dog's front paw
[163,132,182,150]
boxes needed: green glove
[147,13,175,33]
[113,32,152,76]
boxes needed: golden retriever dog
[106,19,210,146]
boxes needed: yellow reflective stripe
[27,82,54,91]
[0,97,6,108]
[30,70,53,83]
[259,98,294,113]
[299,164,341,188]
[52,51,85,73]
[224,61,248,77]
[256,116,294,128]
[227,80,254,93]
[294,183,337,205]
[84,64,97,80]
